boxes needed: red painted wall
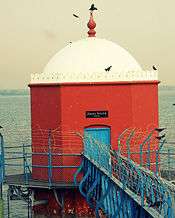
[30,86,62,180]
[30,81,159,181]
[60,83,132,145]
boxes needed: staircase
[74,132,175,218]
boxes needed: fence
[115,128,175,180]
[0,129,82,186]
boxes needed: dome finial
[87,4,97,37]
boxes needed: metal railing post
[22,144,26,176]
[155,150,159,176]
[139,130,154,167]
[48,129,52,187]
[168,149,171,181]
[156,139,166,176]
[126,129,135,160]
[0,133,5,217]
[23,143,29,184]
[147,141,151,169]
[7,188,10,218]
[0,133,5,180]
[118,128,129,154]
[140,143,143,167]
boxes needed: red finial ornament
[87,12,96,37]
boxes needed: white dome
[43,37,141,75]
[31,38,158,84]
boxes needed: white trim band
[30,70,158,84]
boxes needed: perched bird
[0,126,3,129]
[156,134,166,140]
[152,65,157,70]
[89,4,98,11]
[105,66,112,72]
[73,14,79,18]
[154,127,166,132]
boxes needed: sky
[0,0,175,89]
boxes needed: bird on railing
[155,134,166,140]
[154,127,166,132]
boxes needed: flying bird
[0,126,3,129]
[154,127,166,132]
[173,103,175,106]
[73,14,79,18]
[155,134,166,140]
[89,4,98,11]
[105,66,112,72]
[152,65,157,70]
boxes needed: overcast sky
[0,0,175,89]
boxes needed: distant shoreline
[0,85,175,96]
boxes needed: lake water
[0,87,175,217]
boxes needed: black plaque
[86,111,108,118]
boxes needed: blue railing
[0,128,175,217]
[75,156,159,218]
[0,132,81,187]
[79,128,175,217]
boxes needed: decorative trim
[30,70,158,84]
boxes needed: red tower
[29,11,159,217]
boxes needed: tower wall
[30,81,159,181]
